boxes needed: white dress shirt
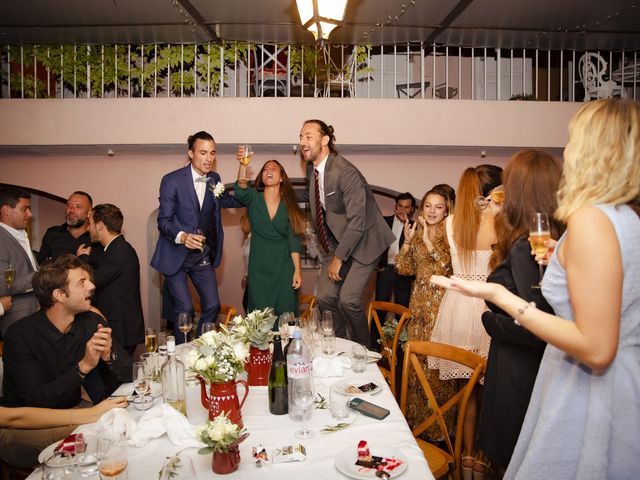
[387,215,404,265]
[0,222,38,271]
[315,154,329,209]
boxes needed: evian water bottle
[286,330,312,421]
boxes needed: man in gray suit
[0,187,39,335]
[300,120,394,347]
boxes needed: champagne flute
[4,262,16,293]
[132,361,150,398]
[194,228,210,266]
[239,145,253,181]
[320,310,334,335]
[144,328,157,353]
[97,434,127,480]
[529,212,550,288]
[292,378,316,439]
[177,312,193,344]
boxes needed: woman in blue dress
[432,99,640,479]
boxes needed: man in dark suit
[375,192,416,309]
[150,131,241,342]
[78,203,144,355]
[0,187,39,335]
[300,120,395,347]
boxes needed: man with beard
[37,191,103,266]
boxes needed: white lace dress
[429,215,492,380]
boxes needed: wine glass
[194,228,210,266]
[4,262,16,293]
[292,378,316,439]
[239,145,253,182]
[320,310,333,335]
[132,361,150,398]
[529,212,550,288]
[145,328,157,353]
[278,312,294,344]
[201,322,215,334]
[177,312,193,344]
[97,434,128,480]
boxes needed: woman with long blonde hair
[432,99,640,478]
[428,164,502,477]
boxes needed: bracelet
[77,364,87,379]
[514,301,536,326]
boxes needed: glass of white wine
[144,328,157,353]
[4,262,16,293]
[177,312,193,344]
[239,145,253,181]
[97,434,128,480]
[529,212,550,288]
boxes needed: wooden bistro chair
[367,300,411,397]
[298,294,317,321]
[221,304,239,327]
[400,341,486,480]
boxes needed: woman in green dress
[234,149,306,317]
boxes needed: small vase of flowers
[196,412,249,475]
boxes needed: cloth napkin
[96,404,202,448]
[312,357,344,377]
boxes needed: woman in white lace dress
[429,164,502,477]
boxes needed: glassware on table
[308,307,320,335]
[177,313,193,344]
[161,336,186,416]
[194,228,210,266]
[43,451,76,480]
[200,322,215,334]
[132,361,152,410]
[330,382,350,419]
[292,378,316,439]
[4,262,16,292]
[320,310,334,335]
[97,434,128,479]
[278,311,295,344]
[144,328,157,353]
[75,431,99,478]
[321,331,336,356]
[529,212,550,288]
[141,351,160,381]
[351,344,368,373]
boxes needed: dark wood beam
[424,0,475,45]
[174,0,222,44]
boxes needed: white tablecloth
[29,338,432,479]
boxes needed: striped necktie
[313,169,331,253]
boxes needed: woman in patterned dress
[395,184,455,439]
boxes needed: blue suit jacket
[150,165,240,275]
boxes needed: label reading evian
[287,357,310,379]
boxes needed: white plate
[336,350,382,364]
[111,381,162,398]
[332,376,383,396]
[335,444,408,479]
[38,441,59,464]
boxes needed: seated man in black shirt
[2,254,132,408]
[0,254,132,467]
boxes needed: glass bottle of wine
[161,336,186,415]
[268,334,288,415]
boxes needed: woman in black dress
[478,149,564,477]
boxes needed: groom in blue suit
[151,131,240,342]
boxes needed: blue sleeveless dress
[506,205,640,479]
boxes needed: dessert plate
[335,444,407,479]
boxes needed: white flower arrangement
[209,181,226,198]
[195,412,247,454]
[229,307,277,350]
[185,327,249,383]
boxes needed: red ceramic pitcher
[198,377,249,428]
[246,345,272,386]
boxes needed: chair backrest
[367,300,411,396]
[298,294,317,320]
[400,341,486,480]
[578,52,622,100]
[221,304,238,326]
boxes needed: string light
[361,0,416,42]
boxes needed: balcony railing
[1,42,638,102]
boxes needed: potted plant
[196,412,249,474]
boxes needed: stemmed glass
[194,228,210,266]
[278,312,295,344]
[239,145,253,182]
[292,379,316,439]
[132,361,150,399]
[145,328,157,353]
[97,434,128,480]
[320,310,333,336]
[4,262,16,293]
[529,212,550,288]
[177,312,193,344]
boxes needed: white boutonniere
[209,182,225,198]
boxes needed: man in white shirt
[0,187,39,335]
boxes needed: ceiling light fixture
[296,0,348,43]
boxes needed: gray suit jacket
[309,154,394,265]
[0,227,39,335]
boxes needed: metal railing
[1,43,638,101]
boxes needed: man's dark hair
[33,254,92,309]
[0,186,31,209]
[303,119,338,155]
[187,131,215,150]
[395,192,417,209]
[71,191,93,207]
[91,203,123,234]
